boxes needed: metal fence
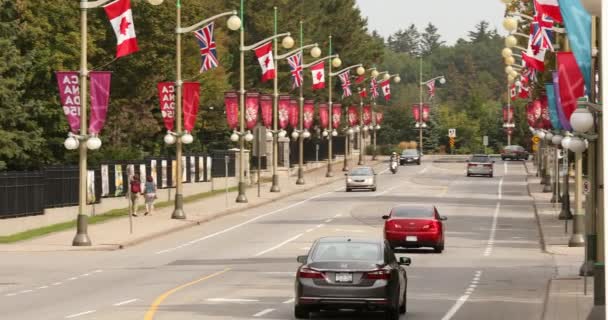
[0,171,45,218]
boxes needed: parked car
[400,149,421,165]
[501,145,529,161]
[466,154,494,177]
[294,237,410,319]
[346,167,377,192]
[383,205,447,253]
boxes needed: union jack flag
[287,52,303,88]
[530,12,554,53]
[194,22,219,73]
[370,78,379,98]
[339,71,352,97]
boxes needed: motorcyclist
[390,152,398,163]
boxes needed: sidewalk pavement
[524,161,594,320]
[0,157,383,252]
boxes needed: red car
[383,205,447,253]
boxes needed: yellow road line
[143,268,231,320]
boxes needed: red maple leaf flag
[311,61,325,90]
[104,0,139,58]
[254,42,275,82]
[380,80,391,101]
[359,88,368,98]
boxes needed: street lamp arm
[552,26,566,33]
[330,64,363,77]
[302,54,339,68]
[513,32,530,39]
[177,10,238,34]
[512,45,527,51]
[276,43,318,60]
[80,0,113,9]
[421,75,445,85]
[508,12,534,21]
[242,32,291,51]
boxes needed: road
[0,158,554,320]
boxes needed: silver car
[346,166,377,192]
[294,237,410,319]
[466,154,494,177]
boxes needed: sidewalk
[0,157,383,252]
[524,161,594,320]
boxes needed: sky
[356,0,507,45]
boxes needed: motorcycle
[390,159,398,174]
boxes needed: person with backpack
[129,174,142,217]
[143,175,157,216]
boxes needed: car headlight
[366,178,373,183]
[347,178,353,183]
[413,157,419,160]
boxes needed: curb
[524,161,549,254]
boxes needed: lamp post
[543,132,554,193]
[235,0,293,202]
[551,134,564,204]
[559,133,573,220]
[369,73,400,161]
[165,1,239,219]
[419,69,446,155]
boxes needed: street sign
[252,125,267,157]
[483,136,488,146]
[449,137,455,146]
[532,136,540,144]
[583,179,591,195]
[448,128,456,138]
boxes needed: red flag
[303,100,314,129]
[278,95,290,129]
[412,104,421,122]
[510,84,518,101]
[182,82,200,132]
[355,75,365,84]
[260,94,272,128]
[557,52,585,123]
[224,91,238,130]
[254,42,275,82]
[422,104,430,123]
[359,88,368,98]
[380,80,391,101]
[289,99,299,128]
[104,0,139,58]
[347,106,358,127]
[526,102,535,128]
[311,62,325,90]
[531,99,542,128]
[319,103,329,129]
[375,112,384,125]
[332,104,342,129]
[540,96,552,129]
[245,92,259,130]
[363,105,372,126]
[158,82,175,131]
[534,0,563,23]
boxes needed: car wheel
[399,289,407,314]
[466,173,471,177]
[294,305,309,319]
[434,244,444,253]
[385,307,400,320]
[501,157,506,161]
[489,173,493,178]
[372,187,377,192]
[417,161,421,165]
[346,188,352,192]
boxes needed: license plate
[335,272,353,283]
[406,236,418,242]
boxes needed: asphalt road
[0,158,554,320]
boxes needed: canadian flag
[311,61,325,90]
[380,80,391,101]
[255,42,275,82]
[104,0,139,58]
[534,0,562,23]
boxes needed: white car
[345,167,377,192]
[466,154,494,178]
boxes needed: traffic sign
[532,136,540,144]
[449,137,455,146]
[583,179,591,195]
[448,128,456,138]
[483,136,488,146]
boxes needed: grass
[0,186,239,244]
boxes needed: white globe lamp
[544,132,554,141]
[332,129,338,137]
[227,15,241,31]
[64,136,80,150]
[278,130,287,138]
[282,35,295,49]
[561,135,572,149]
[310,46,321,58]
[181,132,194,144]
[552,135,563,146]
[332,57,342,68]
[303,130,311,139]
[568,137,587,153]
[244,131,254,142]
[505,36,518,48]
[347,128,354,135]
[266,131,273,139]
[86,136,102,150]
[570,104,594,133]
[230,132,239,142]
[439,77,446,85]
[394,76,401,83]
[164,133,177,145]
[503,17,518,32]
[502,48,513,59]
[371,70,379,78]
[291,131,299,140]
[322,130,329,137]
[356,66,365,76]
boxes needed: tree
[420,23,444,56]
[387,24,420,56]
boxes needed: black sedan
[400,149,421,165]
[294,237,410,319]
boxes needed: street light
[418,72,445,155]
[503,17,518,32]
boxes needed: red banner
[56,71,81,133]
[289,99,299,128]
[260,94,273,128]
[224,91,238,130]
[332,104,342,129]
[278,95,290,129]
[540,96,552,129]
[363,105,372,126]
[557,52,585,124]
[531,99,542,123]
[422,104,430,123]
[502,106,514,124]
[375,112,384,125]
[347,106,358,127]
[158,82,175,131]
[412,104,421,122]
[319,103,329,129]
[183,82,200,132]
[89,71,112,135]
[526,101,535,128]
[245,92,259,130]
[303,100,314,129]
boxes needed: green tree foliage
[420,23,444,56]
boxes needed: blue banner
[545,83,562,130]
[559,0,592,94]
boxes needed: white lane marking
[19,289,33,294]
[255,233,304,257]
[484,177,504,257]
[113,298,138,306]
[93,269,103,273]
[315,224,325,229]
[504,161,508,175]
[282,298,295,304]
[305,228,314,233]
[253,308,275,317]
[68,277,78,281]
[156,191,334,254]
[65,310,96,318]
[324,219,333,223]
[441,270,483,320]
[207,298,259,303]
[420,167,428,174]
[53,282,62,286]
[5,293,17,297]
[80,273,90,277]
[335,213,342,217]
[37,286,49,289]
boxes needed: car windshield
[392,206,434,218]
[505,146,523,151]
[350,168,372,176]
[402,150,418,156]
[470,156,490,163]
[311,242,382,262]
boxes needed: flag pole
[270,6,281,192]
[171,0,186,219]
[296,20,305,185]
[326,35,334,177]
[236,0,248,202]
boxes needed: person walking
[129,173,142,217]
[143,175,157,216]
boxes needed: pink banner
[56,71,81,133]
[526,102,535,128]
[260,94,273,128]
[540,96,552,129]
[375,112,384,125]
[412,104,421,122]
[183,82,200,132]
[363,105,372,126]
[245,92,259,130]
[332,104,342,129]
[303,100,314,129]
[158,82,175,131]
[289,99,299,128]
[89,71,112,135]
[319,103,329,129]
[422,104,430,123]
[224,91,238,130]
[278,95,290,129]
[347,106,358,127]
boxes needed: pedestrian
[129,173,142,217]
[143,175,157,216]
